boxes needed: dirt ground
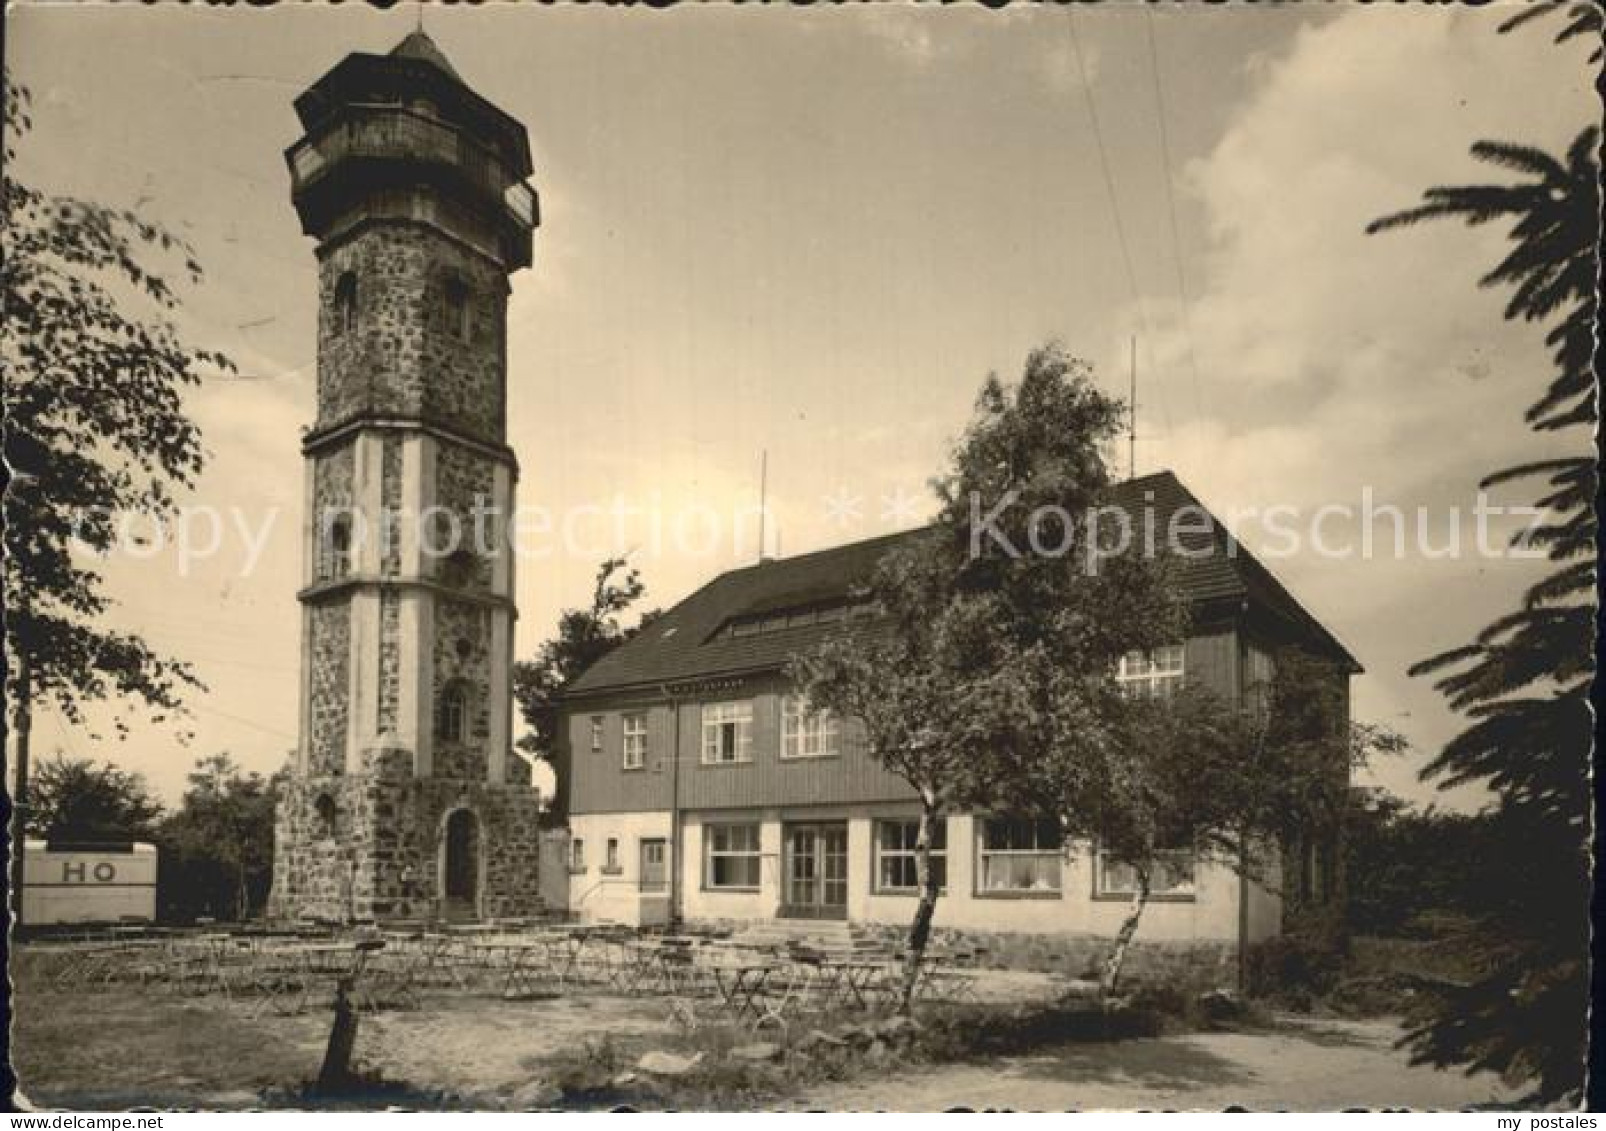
[796,1016,1521,1111]
[11,953,1514,1112]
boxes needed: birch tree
[795,342,1183,1010]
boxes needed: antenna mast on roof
[1128,335,1137,480]
[757,450,770,563]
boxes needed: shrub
[1245,926,1346,1005]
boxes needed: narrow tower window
[314,794,338,840]
[326,514,353,579]
[443,277,470,340]
[436,679,470,744]
[333,272,358,336]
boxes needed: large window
[622,712,648,770]
[874,819,947,894]
[978,817,1063,894]
[701,701,754,764]
[1116,644,1186,699]
[1095,848,1196,899]
[781,696,840,759]
[705,823,761,890]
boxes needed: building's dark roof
[389,30,463,82]
[566,470,1359,697]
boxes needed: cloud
[1123,6,1596,807]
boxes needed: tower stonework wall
[305,603,350,777]
[315,223,509,438]
[271,32,543,924]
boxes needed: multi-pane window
[874,819,947,894]
[781,696,840,759]
[436,680,469,743]
[701,701,754,764]
[1095,847,1196,899]
[589,716,604,754]
[978,817,1064,894]
[705,823,761,889]
[622,712,648,770]
[1115,645,1186,699]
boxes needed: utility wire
[1064,8,1171,445]
[1142,7,1206,423]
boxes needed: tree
[513,557,657,813]
[796,343,1184,1010]
[1076,648,1401,997]
[25,753,164,843]
[1365,10,1597,1105]
[159,754,279,922]
[4,78,229,921]
[1343,789,1502,937]
[3,78,230,730]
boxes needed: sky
[5,2,1597,809]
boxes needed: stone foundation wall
[271,761,544,923]
[684,917,1239,992]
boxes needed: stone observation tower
[271,31,544,922]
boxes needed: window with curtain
[978,817,1063,893]
[1094,847,1196,899]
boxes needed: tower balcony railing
[289,103,535,232]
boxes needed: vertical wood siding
[568,626,1245,815]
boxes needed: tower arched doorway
[441,809,481,922]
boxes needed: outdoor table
[914,961,983,1003]
[626,938,701,997]
[356,946,424,1011]
[44,939,164,989]
[245,941,354,1017]
[159,934,233,996]
[699,953,785,1024]
[414,932,472,989]
[814,956,895,1010]
[468,935,564,998]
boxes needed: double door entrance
[780,822,848,919]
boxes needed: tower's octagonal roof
[388,30,463,82]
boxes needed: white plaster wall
[567,811,674,927]
[572,805,1250,944]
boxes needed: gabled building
[557,471,1358,974]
